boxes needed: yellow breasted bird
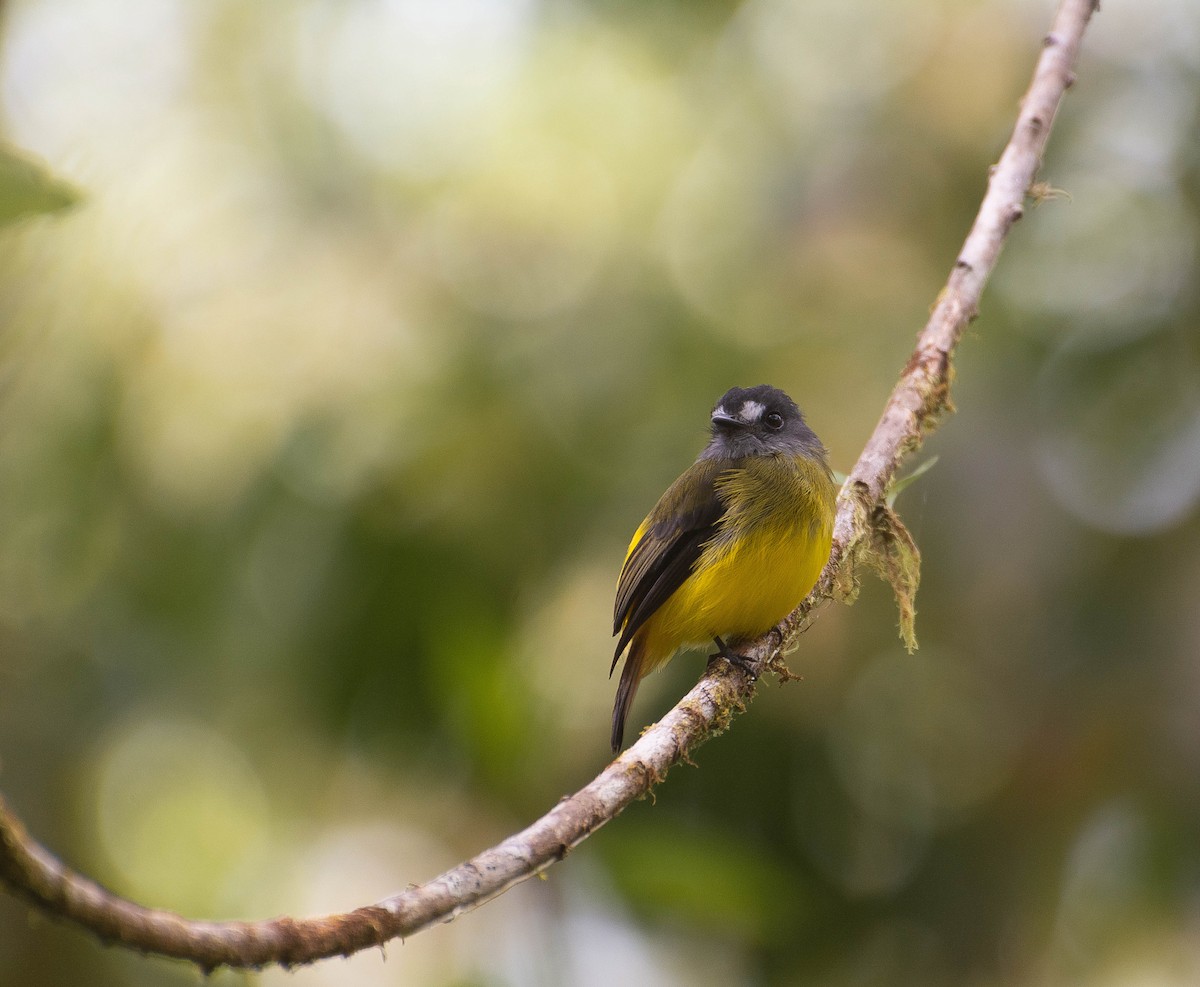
[610,385,836,751]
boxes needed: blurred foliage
[2,0,1200,985]
[0,141,79,225]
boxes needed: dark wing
[611,459,728,670]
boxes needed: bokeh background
[2,0,1199,984]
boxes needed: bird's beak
[711,412,747,428]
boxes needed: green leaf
[885,455,939,507]
[0,143,82,227]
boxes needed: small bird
[610,385,836,751]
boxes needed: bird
[610,384,836,752]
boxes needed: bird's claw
[711,636,758,681]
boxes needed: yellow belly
[634,517,831,675]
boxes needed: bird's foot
[711,636,758,681]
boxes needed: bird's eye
[764,412,784,430]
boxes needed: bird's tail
[611,637,646,753]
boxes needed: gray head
[699,384,827,462]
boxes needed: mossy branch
[0,0,1100,972]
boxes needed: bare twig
[0,0,1099,971]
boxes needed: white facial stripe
[713,404,729,418]
[740,400,766,422]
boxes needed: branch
[0,0,1099,972]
